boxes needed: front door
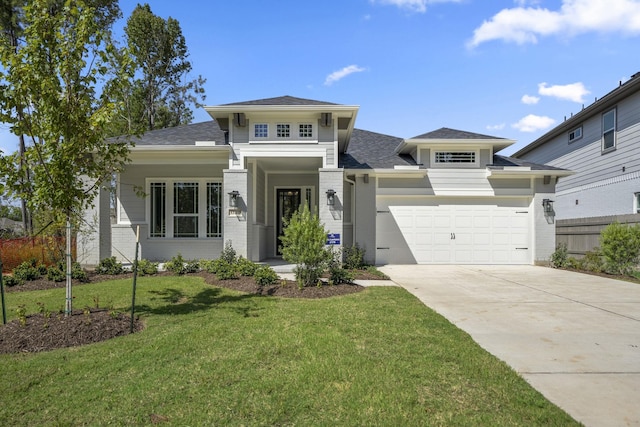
[277,189,301,255]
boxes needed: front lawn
[0,276,578,426]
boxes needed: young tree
[109,3,205,135]
[0,0,130,314]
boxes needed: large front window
[149,179,221,238]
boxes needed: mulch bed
[1,268,378,354]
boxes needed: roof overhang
[396,138,514,154]
[127,145,230,164]
[486,167,574,179]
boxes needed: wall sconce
[228,190,240,208]
[326,189,336,206]
[542,198,555,215]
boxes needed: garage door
[376,197,531,264]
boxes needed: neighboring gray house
[80,96,570,266]
[513,72,640,220]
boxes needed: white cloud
[324,65,366,86]
[370,0,460,13]
[521,94,540,104]
[538,82,590,103]
[468,0,640,47]
[511,114,556,132]
[486,123,506,131]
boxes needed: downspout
[344,175,356,245]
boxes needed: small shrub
[214,260,237,280]
[136,259,158,276]
[199,259,216,273]
[184,259,200,274]
[254,265,278,286]
[95,256,124,275]
[72,262,89,282]
[550,243,568,268]
[220,240,237,264]
[237,257,258,276]
[47,266,66,282]
[12,261,42,281]
[328,246,354,285]
[164,253,187,275]
[565,257,581,270]
[581,248,606,273]
[343,244,366,270]
[600,222,640,275]
[2,274,23,287]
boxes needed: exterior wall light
[228,190,240,208]
[542,198,555,215]
[326,189,336,206]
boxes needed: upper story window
[568,126,582,143]
[298,123,313,138]
[276,124,290,138]
[254,123,268,138]
[602,108,616,152]
[434,151,476,164]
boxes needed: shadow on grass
[135,288,265,317]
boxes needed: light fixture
[326,189,336,206]
[228,190,240,208]
[542,198,554,215]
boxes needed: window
[434,151,476,164]
[298,123,313,138]
[602,109,616,152]
[149,179,222,238]
[150,183,166,237]
[568,126,582,143]
[635,193,640,214]
[276,123,290,138]
[254,123,268,138]
[174,182,198,238]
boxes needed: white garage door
[376,197,531,264]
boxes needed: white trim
[239,149,327,169]
[430,149,479,168]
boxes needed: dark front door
[277,188,301,255]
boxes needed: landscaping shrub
[136,259,158,276]
[47,266,66,282]
[199,259,216,273]
[2,274,23,287]
[12,260,43,282]
[280,204,331,288]
[600,222,640,275]
[343,243,366,270]
[549,243,568,268]
[214,260,237,280]
[165,253,199,275]
[47,261,89,282]
[327,246,354,285]
[254,265,278,286]
[581,248,606,273]
[220,240,237,264]
[71,262,89,282]
[236,257,258,276]
[95,256,124,275]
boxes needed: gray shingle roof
[340,129,416,169]
[119,121,226,146]
[412,127,505,140]
[222,95,338,106]
[490,155,567,171]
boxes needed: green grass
[0,277,579,426]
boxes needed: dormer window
[434,151,476,164]
[276,123,290,138]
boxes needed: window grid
[254,123,268,138]
[434,151,476,163]
[299,123,313,138]
[276,123,290,138]
[174,182,198,238]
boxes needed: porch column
[77,178,111,266]
[319,168,344,252]
[223,169,249,258]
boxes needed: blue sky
[2,0,640,156]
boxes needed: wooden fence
[0,236,75,272]
[556,214,640,257]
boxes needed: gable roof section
[122,121,226,146]
[222,95,338,106]
[411,127,504,140]
[514,71,640,157]
[340,129,416,169]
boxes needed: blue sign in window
[326,233,340,245]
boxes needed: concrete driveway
[379,265,640,427]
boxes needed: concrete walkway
[379,265,640,427]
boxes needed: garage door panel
[377,198,531,265]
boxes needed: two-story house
[80,96,569,266]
